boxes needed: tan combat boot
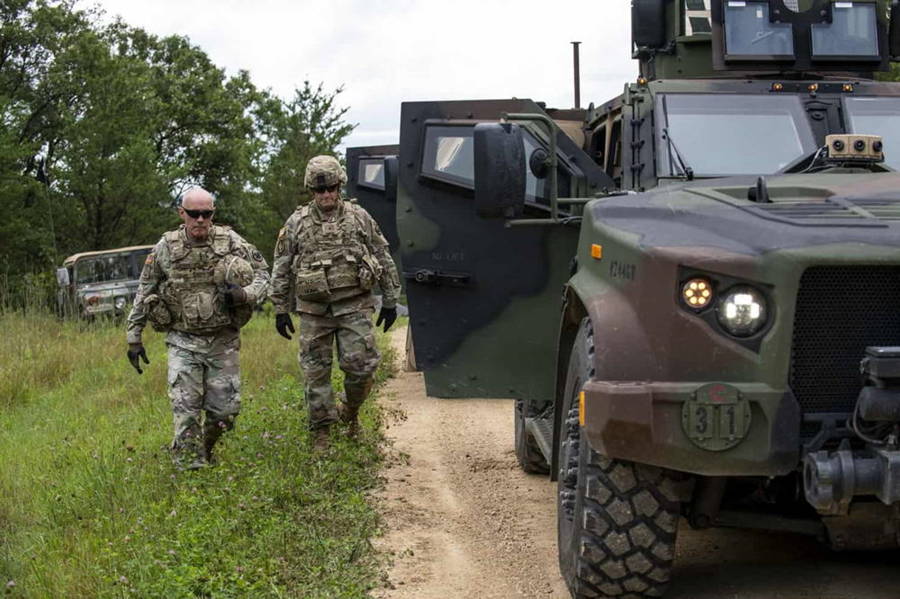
[342,381,373,439]
[339,402,360,438]
[312,425,330,452]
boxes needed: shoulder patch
[275,227,287,254]
[144,253,155,265]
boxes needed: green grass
[0,311,395,598]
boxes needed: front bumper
[581,380,800,477]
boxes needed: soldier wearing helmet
[125,187,270,470]
[270,155,401,450]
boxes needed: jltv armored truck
[56,245,153,319]
[373,0,900,597]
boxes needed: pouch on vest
[358,254,382,291]
[144,293,173,332]
[295,267,331,301]
[326,256,361,292]
[180,291,219,328]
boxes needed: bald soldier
[270,155,401,449]
[126,188,269,470]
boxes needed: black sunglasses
[184,209,214,219]
[311,183,340,194]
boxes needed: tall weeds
[0,312,395,598]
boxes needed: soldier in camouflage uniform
[270,155,401,449]
[125,187,270,470]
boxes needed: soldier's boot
[173,437,207,471]
[312,425,331,452]
[341,380,374,439]
[338,402,360,438]
[202,421,225,466]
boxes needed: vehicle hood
[75,280,139,296]
[590,171,900,256]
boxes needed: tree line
[1,0,353,304]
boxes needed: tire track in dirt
[373,327,569,598]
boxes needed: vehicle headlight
[114,296,127,310]
[716,286,767,337]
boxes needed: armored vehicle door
[346,145,400,256]
[398,99,614,399]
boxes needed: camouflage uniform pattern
[271,197,401,430]
[167,331,241,466]
[299,309,379,429]
[126,224,269,465]
[304,155,348,189]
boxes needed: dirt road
[374,327,900,599]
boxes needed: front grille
[790,266,900,414]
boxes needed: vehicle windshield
[74,253,142,285]
[844,97,900,170]
[656,93,817,177]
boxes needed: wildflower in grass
[6,580,15,589]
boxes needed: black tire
[558,317,681,599]
[515,399,550,474]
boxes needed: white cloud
[90,0,637,150]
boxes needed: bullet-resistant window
[422,125,475,188]
[656,93,816,177]
[724,1,794,58]
[811,3,878,58]
[844,97,900,170]
[357,158,385,191]
[421,123,571,215]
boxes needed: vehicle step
[525,416,554,464]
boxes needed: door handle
[404,269,471,287]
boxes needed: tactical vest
[157,226,240,335]
[292,203,382,304]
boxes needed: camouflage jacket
[270,199,400,316]
[126,225,269,344]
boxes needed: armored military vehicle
[56,245,154,319]
[381,0,900,597]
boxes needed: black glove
[127,343,149,374]
[276,313,295,340]
[376,306,397,332]
[223,284,247,307]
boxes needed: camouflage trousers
[298,308,380,430]
[166,329,241,464]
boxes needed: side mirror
[56,267,70,287]
[891,1,900,59]
[473,122,526,218]
[632,0,667,49]
[383,156,399,203]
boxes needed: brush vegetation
[0,311,395,598]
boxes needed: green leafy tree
[249,81,355,259]
[0,0,356,306]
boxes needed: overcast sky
[89,0,638,151]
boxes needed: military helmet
[214,255,254,288]
[304,155,347,190]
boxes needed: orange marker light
[772,82,784,92]
[808,83,819,93]
[843,83,854,93]
[591,244,603,260]
[682,278,713,310]
[579,391,586,427]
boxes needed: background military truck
[381,0,900,597]
[56,245,153,319]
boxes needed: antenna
[571,41,581,109]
